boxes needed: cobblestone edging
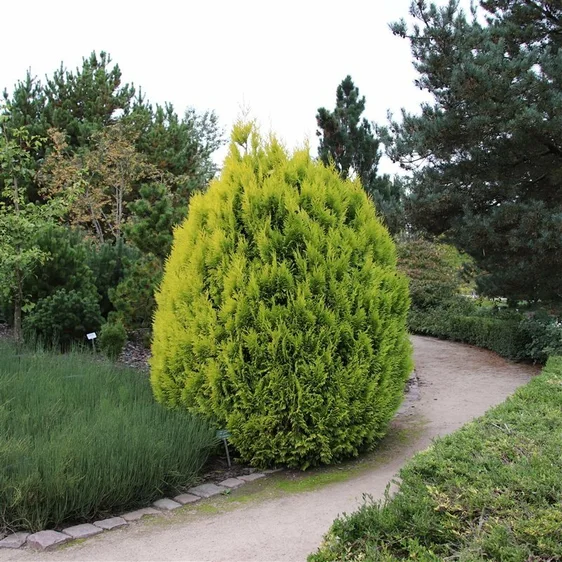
[0,470,280,552]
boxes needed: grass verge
[0,341,217,534]
[310,356,562,561]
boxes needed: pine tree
[316,76,404,233]
[383,0,562,304]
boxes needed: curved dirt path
[2,336,538,562]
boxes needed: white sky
[1,0,469,174]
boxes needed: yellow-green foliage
[151,124,412,469]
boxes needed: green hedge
[409,301,562,363]
[310,356,562,561]
[409,305,524,360]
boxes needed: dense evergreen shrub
[99,320,127,360]
[87,239,135,318]
[1,224,100,329]
[109,253,162,332]
[124,182,180,260]
[151,125,412,469]
[23,289,103,348]
[27,225,97,301]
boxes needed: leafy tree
[396,235,469,310]
[1,52,223,345]
[151,123,412,469]
[383,0,562,304]
[2,52,133,200]
[40,124,155,242]
[316,76,404,233]
[0,121,50,343]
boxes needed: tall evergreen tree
[3,52,134,151]
[382,0,562,304]
[43,51,135,149]
[316,76,405,233]
[2,52,222,204]
[131,102,222,199]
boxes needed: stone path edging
[0,471,280,552]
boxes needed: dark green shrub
[124,182,180,260]
[409,300,524,360]
[99,321,127,360]
[23,289,103,348]
[87,239,136,318]
[410,299,561,363]
[151,125,412,469]
[449,315,525,359]
[28,225,97,300]
[109,253,162,332]
[1,224,98,327]
[0,340,216,533]
[407,296,475,336]
[519,312,562,363]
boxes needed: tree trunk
[13,175,23,345]
[14,267,23,345]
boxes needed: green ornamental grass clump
[150,124,412,469]
[0,340,215,533]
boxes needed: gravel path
[1,336,538,562]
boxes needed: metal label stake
[216,429,232,468]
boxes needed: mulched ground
[119,339,151,372]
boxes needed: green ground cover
[311,356,562,561]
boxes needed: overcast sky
[1,0,468,174]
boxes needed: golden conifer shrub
[151,124,412,469]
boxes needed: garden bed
[0,340,217,534]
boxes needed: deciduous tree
[40,124,155,243]
[0,120,54,342]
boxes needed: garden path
[2,336,538,562]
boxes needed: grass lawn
[310,356,562,561]
[0,341,217,534]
